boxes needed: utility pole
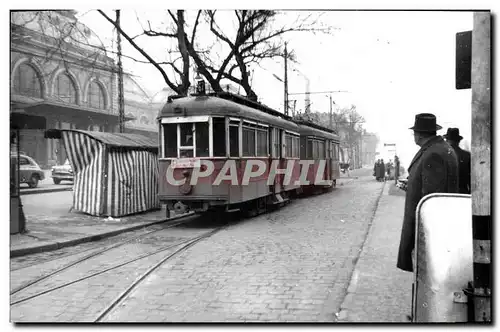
[284,42,289,116]
[116,10,125,133]
[470,12,491,323]
[329,95,333,130]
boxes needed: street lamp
[194,71,205,95]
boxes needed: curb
[20,187,73,196]
[10,212,194,258]
[336,181,388,322]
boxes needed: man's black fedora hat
[443,127,463,141]
[409,113,442,132]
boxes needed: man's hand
[397,178,408,191]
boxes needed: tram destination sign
[171,158,201,169]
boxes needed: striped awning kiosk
[45,129,160,217]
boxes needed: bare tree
[98,10,334,99]
[199,10,332,100]
[305,105,366,166]
[98,10,200,96]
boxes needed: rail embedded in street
[10,226,223,307]
[94,226,227,322]
[10,213,194,296]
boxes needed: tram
[156,91,341,217]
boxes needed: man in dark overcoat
[394,155,400,180]
[396,113,459,273]
[378,159,386,181]
[444,128,471,194]
[374,159,381,179]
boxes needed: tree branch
[97,10,181,94]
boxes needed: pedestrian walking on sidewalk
[396,113,459,273]
[378,159,386,182]
[394,155,400,180]
[443,128,471,194]
[373,159,380,179]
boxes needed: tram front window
[195,122,209,157]
[163,123,177,158]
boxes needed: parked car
[51,159,74,184]
[11,153,45,188]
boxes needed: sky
[75,9,474,168]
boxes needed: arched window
[140,115,149,125]
[87,81,105,109]
[54,73,77,104]
[13,63,42,98]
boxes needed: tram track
[10,225,224,307]
[94,226,225,322]
[10,213,196,297]
[11,212,196,272]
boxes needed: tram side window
[313,141,319,159]
[242,127,256,156]
[163,123,177,158]
[285,135,293,158]
[212,117,226,157]
[195,122,209,157]
[293,136,300,158]
[229,124,239,157]
[307,139,313,159]
[271,128,280,158]
[318,141,325,159]
[256,129,268,157]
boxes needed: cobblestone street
[11,170,393,323]
[103,171,385,322]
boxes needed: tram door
[326,140,331,182]
[269,127,283,195]
[276,128,284,193]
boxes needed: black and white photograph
[7,4,492,324]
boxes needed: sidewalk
[337,182,413,322]
[10,207,188,258]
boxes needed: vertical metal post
[116,10,125,133]
[284,42,288,116]
[471,12,491,323]
[329,95,333,130]
[10,129,26,234]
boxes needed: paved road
[19,169,73,192]
[21,190,73,217]
[11,169,385,322]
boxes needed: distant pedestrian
[394,155,400,180]
[397,113,459,274]
[377,159,385,181]
[444,128,471,194]
[373,159,379,178]
[386,160,393,179]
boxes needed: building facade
[360,133,379,166]
[10,10,158,168]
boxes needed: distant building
[10,11,157,167]
[361,133,379,166]
[122,74,158,141]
